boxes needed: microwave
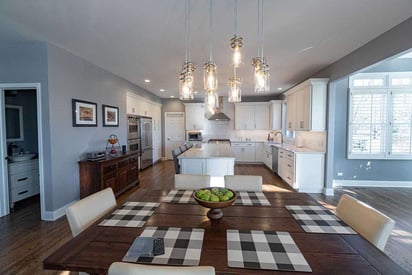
[188,131,202,141]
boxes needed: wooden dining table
[43,188,407,274]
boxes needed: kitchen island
[178,143,235,177]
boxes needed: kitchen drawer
[102,163,117,174]
[10,171,39,189]
[11,182,40,203]
[118,159,129,168]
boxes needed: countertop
[268,142,325,154]
[178,143,235,159]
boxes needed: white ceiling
[0,0,411,99]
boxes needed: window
[348,72,412,159]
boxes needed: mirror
[5,105,24,142]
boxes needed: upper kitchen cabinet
[269,100,282,130]
[285,78,329,131]
[235,102,269,130]
[184,103,204,130]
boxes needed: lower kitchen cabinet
[8,159,39,208]
[231,142,256,162]
[180,158,235,177]
[278,148,324,193]
[263,143,273,170]
[79,152,139,198]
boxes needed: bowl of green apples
[193,187,237,220]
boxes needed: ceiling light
[228,0,242,103]
[170,95,175,98]
[253,0,270,93]
[144,79,151,83]
[204,0,218,93]
[160,89,165,92]
[179,0,195,100]
[277,87,283,91]
[204,90,218,118]
[228,73,241,103]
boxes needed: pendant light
[179,0,195,100]
[228,0,242,103]
[253,0,270,93]
[204,0,218,118]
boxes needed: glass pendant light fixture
[204,0,218,117]
[179,0,195,100]
[228,0,242,103]
[253,0,270,93]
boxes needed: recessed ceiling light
[170,95,175,98]
[277,87,283,91]
[144,79,151,83]
[160,89,165,92]
[194,91,198,94]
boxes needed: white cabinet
[184,103,205,130]
[231,142,256,162]
[269,100,282,130]
[255,142,265,163]
[180,158,235,177]
[263,143,273,170]
[8,159,39,207]
[277,147,325,193]
[285,78,328,131]
[235,102,269,130]
[151,103,162,162]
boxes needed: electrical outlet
[337,172,343,176]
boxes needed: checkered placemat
[99,202,160,227]
[162,190,196,204]
[227,229,311,272]
[285,205,357,234]
[233,191,271,206]
[163,190,271,206]
[123,226,205,266]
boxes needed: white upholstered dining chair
[174,174,211,189]
[108,262,215,275]
[65,187,117,237]
[335,194,395,251]
[224,175,263,192]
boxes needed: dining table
[43,187,407,274]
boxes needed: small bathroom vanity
[8,158,39,208]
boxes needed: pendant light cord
[234,0,238,35]
[185,0,190,62]
[258,0,264,58]
[209,0,213,62]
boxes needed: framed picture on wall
[72,99,97,127]
[102,104,119,127]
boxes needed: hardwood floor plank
[0,161,410,274]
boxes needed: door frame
[0,83,45,219]
[164,112,185,160]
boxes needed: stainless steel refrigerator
[139,116,153,169]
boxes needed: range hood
[208,96,231,121]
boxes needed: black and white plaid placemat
[233,191,271,206]
[163,190,271,206]
[99,202,160,227]
[227,229,311,272]
[162,190,196,204]
[285,205,357,234]
[123,226,205,266]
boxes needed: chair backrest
[174,174,211,189]
[180,145,187,153]
[108,262,215,275]
[336,194,395,251]
[172,148,182,174]
[224,175,263,192]
[185,142,193,148]
[65,188,117,237]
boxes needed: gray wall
[313,17,412,186]
[46,44,161,211]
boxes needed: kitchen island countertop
[178,143,235,159]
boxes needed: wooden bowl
[193,188,237,220]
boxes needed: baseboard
[41,200,76,221]
[333,179,412,188]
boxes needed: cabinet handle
[17,177,28,182]
[18,190,29,195]
[287,164,292,167]
[300,121,304,128]
[287,176,291,180]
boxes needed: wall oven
[127,138,140,153]
[127,115,139,139]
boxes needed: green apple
[225,191,234,199]
[210,194,219,202]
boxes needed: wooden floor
[1,161,411,274]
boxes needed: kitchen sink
[8,153,37,162]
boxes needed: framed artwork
[72,99,97,127]
[102,104,119,127]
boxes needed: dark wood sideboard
[78,152,139,198]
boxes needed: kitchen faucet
[274,131,283,144]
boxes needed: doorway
[0,83,45,219]
[164,112,185,160]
